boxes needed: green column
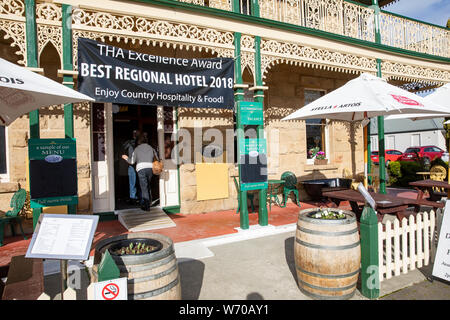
[25,0,39,139]
[25,0,41,229]
[62,4,77,215]
[234,32,249,229]
[360,205,380,299]
[367,124,372,185]
[253,36,268,226]
[370,1,386,194]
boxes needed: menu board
[239,138,268,191]
[28,138,78,208]
[25,214,99,261]
[432,201,450,281]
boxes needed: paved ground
[40,224,450,300]
[380,278,450,300]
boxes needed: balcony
[181,0,449,59]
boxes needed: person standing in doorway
[122,129,139,205]
[122,132,159,211]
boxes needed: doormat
[117,206,176,232]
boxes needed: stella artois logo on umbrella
[390,94,423,106]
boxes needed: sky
[383,0,450,27]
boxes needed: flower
[316,151,326,160]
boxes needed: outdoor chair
[0,189,27,247]
[430,165,447,193]
[280,171,301,207]
[233,176,255,214]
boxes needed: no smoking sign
[94,278,127,300]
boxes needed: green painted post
[367,124,372,186]
[376,60,386,194]
[62,4,77,215]
[253,36,268,227]
[234,32,249,230]
[97,250,120,282]
[25,0,42,229]
[370,0,386,194]
[360,205,380,299]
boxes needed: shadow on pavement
[178,259,205,300]
[284,237,298,284]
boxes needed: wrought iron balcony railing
[181,0,449,58]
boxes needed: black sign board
[28,138,78,208]
[77,38,234,109]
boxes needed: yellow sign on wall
[195,163,229,201]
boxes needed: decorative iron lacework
[71,7,235,69]
[259,0,374,42]
[240,35,255,76]
[0,0,26,65]
[36,2,62,66]
[380,12,450,59]
[260,38,378,79]
[382,61,450,85]
[0,0,24,16]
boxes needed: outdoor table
[322,189,418,222]
[416,172,431,180]
[268,179,285,210]
[409,179,449,205]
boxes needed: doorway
[112,104,159,210]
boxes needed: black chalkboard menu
[28,138,78,208]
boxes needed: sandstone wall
[1,103,92,215]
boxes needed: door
[91,103,115,213]
[386,135,395,150]
[411,134,421,146]
[157,106,180,207]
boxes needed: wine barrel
[93,232,181,300]
[294,208,361,300]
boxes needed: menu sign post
[431,200,450,282]
[236,101,268,229]
[25,214,99,299]
[28,138,78,208]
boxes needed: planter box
[314,159,328,165]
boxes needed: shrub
[430,157,448,171]
[388,161,424,187]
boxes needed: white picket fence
[377,209,444,282]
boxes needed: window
[240,0,252,15]
[0,125,9,181]
[304,89,327,162]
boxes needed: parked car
[371,149,403,166]
[400,145,445,166]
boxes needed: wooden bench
[1,255,44,300]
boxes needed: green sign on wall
[28,138,78,208]
[239,138,268,191]
[238,101,263,125]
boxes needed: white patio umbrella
[382,82,450,196]
[282,73,450,193]
[0,58,94,126]
[384,83,450,121]
[282,73,450,122]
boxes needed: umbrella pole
[377,115,387,194]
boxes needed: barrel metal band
[296,238,360,250]
[296,266,360,279]
[299,286,356,300]
[297,225,359,236]
[298,279,357,292]
[118,254,176,273]
[127,263,178,284]
[130,276,179,300]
